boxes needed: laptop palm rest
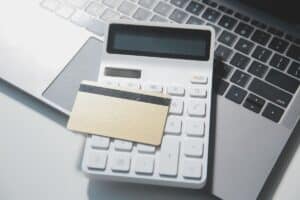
[43,37,103,112]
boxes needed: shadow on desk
[87,180,218,200]
[0,79,68,127]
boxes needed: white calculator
[81,21,215,189]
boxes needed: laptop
[0,0,299,199]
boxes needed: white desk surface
[1,80,299,200]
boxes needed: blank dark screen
[107,24,211,60]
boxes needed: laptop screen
[239,0,299,25]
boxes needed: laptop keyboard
[41,0,300,123]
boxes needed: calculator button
[184,138,204,158]
[191,75,208,84]
[87,150,107,170]
[101,80,119,87]
[143,83,163,93]
[167,86,185,96]
[137,144,156,154]
[91,135,110,150]
[159,137,180,176]
[182,157,202,179]
[188,101,206,117]
[165,116,182,135]
[185,119,205,137]
[120,82,140,90]
[189,86,207,98]
[111,152,131,172]
[135,155,155,175]
[114,140,133,152]
[169,99,184,115]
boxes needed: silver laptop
[0,0,299,199]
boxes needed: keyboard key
[262,103,284,123]
[186,1,204,15]
[118,1,137,16]
[133,8,152,21]
[243,93,265,113]
[101,9,120,20]
[202,8,221,23]
[91,135,110,149]
[188,101,206,117]
[218,15,237,30]
[269,54,290,71]
[185,119,205,137]
[154,1,172,16]
[252,46,272,62]
[251,30,271,46]
[170,0,189,8]
[230,70,251,87]
[114,140,133,152]
[234,12,250,22]
[234,38,255,55]
[41,0,60,11]
[187,16,205,25]
[65,0,88,8]
[111,152,131,172]
[265,69,299,94]
[71,11,106,36]
[287,62,300,78]
[165,116,182,135]
[137,144,156,153]
[214,60,233,79]
[248,78,292,108]
[151,15,168,22]
[234,22,254,38]
[202,0,217,8]
[247,61,268,78]
[225,85,247,104]
[103,0,122,8]
[169,9,188,23]
[135,155,154,174]
[159,137,180,176]
[285,34,295,42]
[218,30,237,47]
[230,53,250,69]
[286,45,300,61]
[251,19,267,29]
[269,37,289,53]
[85,2,106,17]
[167,86,185,96]
[56,4,75,19]
[184,138,204,157]
[189,86,207,98]
[267,27,284,37]
[215,45,233,61]
[87,150,107,170]
[138,0,156,9]
[169,99,184,115]
[216,79,229,95]
[182,158,202,179]
[191,75,208,84]
[218,5,233,15]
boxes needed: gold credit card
[67,81,171,145]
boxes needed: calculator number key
[169,99,184,115]
[188,101,206,117]
[165,116,182,135]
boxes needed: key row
[87,140,203,179]
[100,80,208,96]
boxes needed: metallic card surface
[67,81,170,145]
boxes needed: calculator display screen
[107,24,211,61]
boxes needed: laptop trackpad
[43,37,103,112]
